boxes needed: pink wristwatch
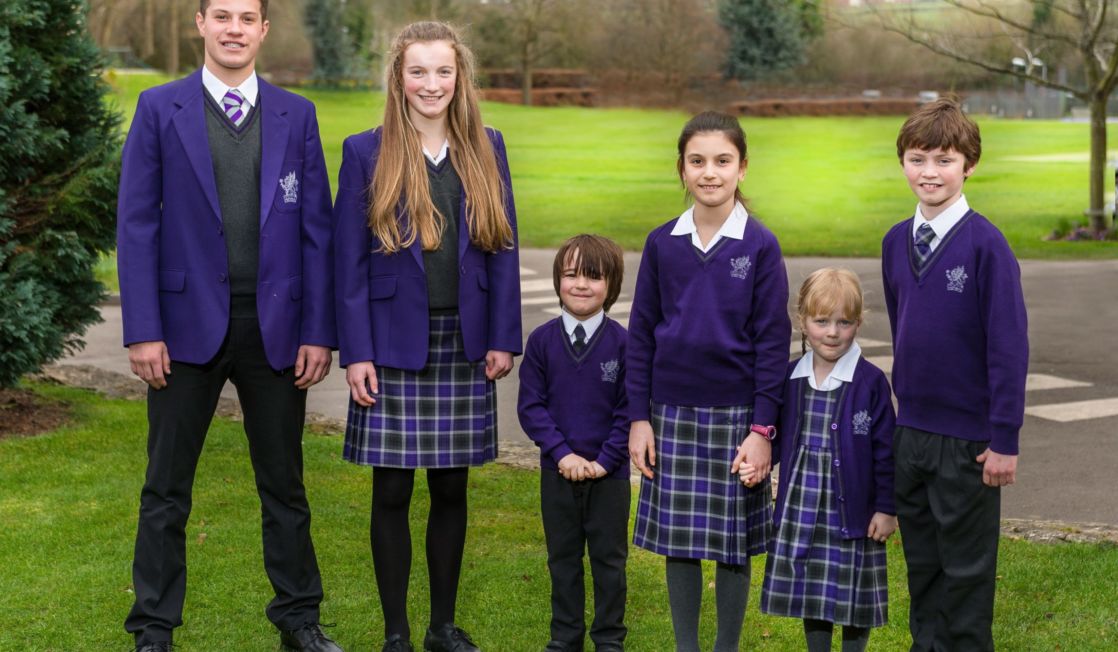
[749,424,776,441]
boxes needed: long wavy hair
[368,21,512,253]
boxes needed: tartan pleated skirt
[761,387,888,627]
[343,313,497,469]
[632,402,772,565]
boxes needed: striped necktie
[914,223,936,271]
[222,88,247,127]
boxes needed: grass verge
[1,383,1116,650]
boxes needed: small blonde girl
[752,268,896,652]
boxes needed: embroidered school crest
[280,171,299,204]
[945,265,968,293]
[730,255,752,280]
[600,359,619,383]
[852,409,871,435]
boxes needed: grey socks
[803,619,870,652]
[664,557,751,652]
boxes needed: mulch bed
[0,387,72,440]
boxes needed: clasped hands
[557,453,608,482]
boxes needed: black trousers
[894,426,1000,652]
[124,317,323,644]
[540,470,630,651]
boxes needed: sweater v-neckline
[908,210,972,281]
[560,316,605,363]
[689,236,729,264]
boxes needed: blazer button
[217,226,223,236]
[218,273,227,283]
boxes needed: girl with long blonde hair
[333,21,521,652]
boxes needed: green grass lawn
[104,72,1116,264]
[2,383,1117,650]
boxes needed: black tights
[371,466,470,640]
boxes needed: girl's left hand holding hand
[485,350,514,380]
[732,432,772,483]
[867,512,898,543]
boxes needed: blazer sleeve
[747,233,792,426]
[333,135,375,366]
[485,129,523,355]
[517,332,574,463]
[299,103,336,348]
[117,92,164,346]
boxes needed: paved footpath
[64,251,1118,524]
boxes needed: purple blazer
[333,127,522,370]
[772,357,896,541]
[116,69,336,370]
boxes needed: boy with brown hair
[881,98,1028,651]
[518,234,630,652]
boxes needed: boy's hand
[867,512,898,543]
[976,448,1017,487]
[737,463,757,487]
[558,453,592,481]
[589,461,608,479]
[628,420,656,479]
[731,432,772,481]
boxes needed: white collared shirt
[791,341,863,391]
[912,194,969,252]
[202,66,259,109]
[561,308,604,345]
[424,140,450,165]
[670,201,750,253]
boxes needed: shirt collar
[202,66,259,108]
[913,194,969,241]
[561,308,605,343]
[790,341,862,391]
[424,139,450,165]
[670,201,749,252]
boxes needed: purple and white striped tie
[222,88,247,127]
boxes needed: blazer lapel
[171,70,222,223]
[258,80,289,228]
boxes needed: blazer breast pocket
[273,160,303,212]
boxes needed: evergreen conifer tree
[0,0,121,387]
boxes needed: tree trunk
[1087,94,1109,233]
[143,0,155,58]
[167,0,180,76]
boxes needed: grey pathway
[65,251,1118,524]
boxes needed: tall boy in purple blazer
[116,1,341,650]
[883,99,1028,652]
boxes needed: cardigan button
[833,459,840,467]
[218,273,227,283]
[831,423,838,430]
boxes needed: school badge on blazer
[279,170,299,205]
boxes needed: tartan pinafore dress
[760,385,888,627]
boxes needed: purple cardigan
[333,127,522,370]
[626,216,790,424]
[517,317,630,478]
[881,210,1028,455]
[117,69,336,370]
[772,357,897,541]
